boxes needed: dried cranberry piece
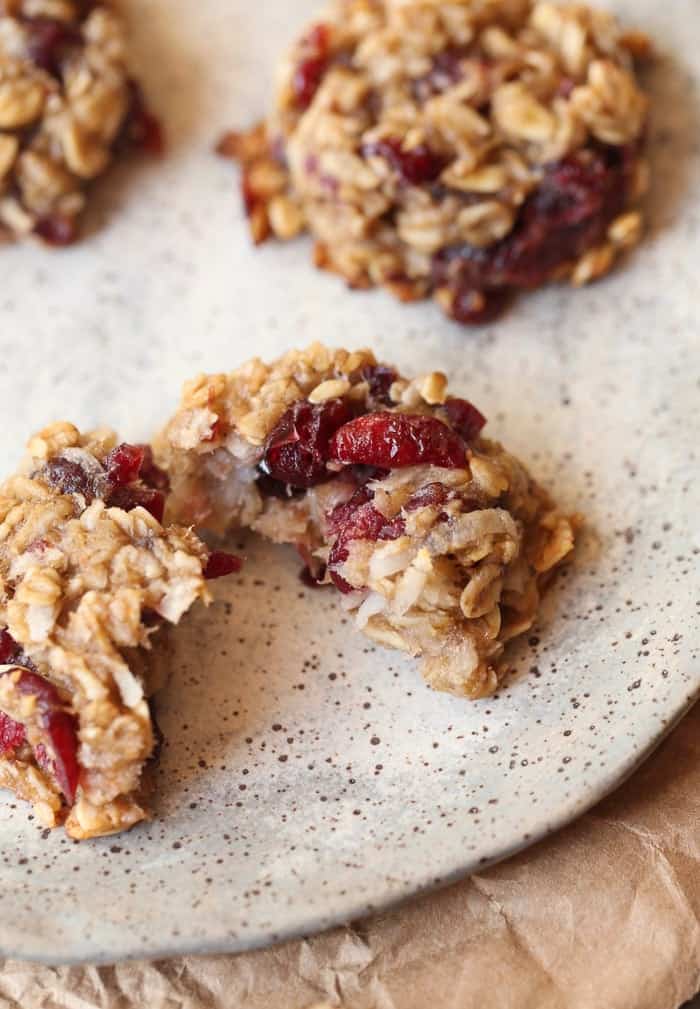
[0,712,26,755]
[124,81,164,155]
[256,472,305,500]
[433,147,631,302]
[34,214,78,246]
[105,443,146,487]
[12,669,80,803]
[261,398,353,488]
[294,56,328,108]
[0,632,78,798]
[0,631,33,755]
[363,137,446,185]
[412,46,469,101]
[361,364,397,407]
[325,484,374,536]
[0,628,19,666]
[203,551,242,580]
[293,24,330,108]
[24,17,81,76]
[448,286,512,325]
[139,446,170,491]
[329,412,467,470]
[0,629,37,672]
[107,485,166,523]
[300,564,326,588]
[327,486,405,593]
[404,482,449,512]
[443,397,486,442]
[42,457,96,499]
[297,545,326,587]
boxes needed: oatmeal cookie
[220,0,650,323]
[0,0,161,246]
[0,422,238,838]
[155,343,576,699]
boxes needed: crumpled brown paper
[1,703,699,1009]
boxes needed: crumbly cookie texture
[0,0,161,246]
[155,343,577,698]
[220,0,650,324]
[0,422,212,839]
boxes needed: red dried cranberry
[0,712,26,755]
[412,46,469,102]
[42,457,95,499]
[292,24,330,108]
[241,176,260,218]
[362,364,397,407]
[326,486,405,593]
[107,485,166,523]
[448,286,512,325]
[105,443,145,487]
[297,545,326,587]
[433,147,631,303]
[124,81,164,155]
[404,482,449,512]
[34,214,78,246]
[0,629,37,672]
[444,397,486,442]
[261,398,353,488]
[329,412,467,470]
[363,137,446,185]
[255,472,305,500]
[24,17,81,76]
[325,484,374,536]
[0,629,19,666]
[12,669,80,803]
[300,564,326,588]
[203,551,242,580]
[139,446,170,491]
[293,56,328,108]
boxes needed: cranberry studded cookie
[220,0,650,323]
[155,344,576,699]
[0,0,161,246]
[0,422,238,839]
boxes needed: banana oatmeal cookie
[220,0,650,323]
[0,422,239,838]
[0,0,161,246]
[155,343,576,699]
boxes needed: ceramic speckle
[0,0,698,965]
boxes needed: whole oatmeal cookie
[155,343,577,699]
[0,0,161,246]
[219,0,651,324]
[0,422,239,839]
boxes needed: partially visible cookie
[220,0,650,323]
[0,0,161,246]
[155,343,577,699]
[0,422,238,838]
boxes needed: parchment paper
[1,702,698,1009]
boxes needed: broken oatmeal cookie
[0,0,161,246]
[155,343,576,699]
[0,422,238,839]
[220,0,650,323]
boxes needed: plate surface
[0,0,699,965]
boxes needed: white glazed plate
[0,0,698,965]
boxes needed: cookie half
[156,343,576,698]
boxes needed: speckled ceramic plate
[0,0,698,966]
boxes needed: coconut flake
[355,592,386,629]
[111,661,144,708]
